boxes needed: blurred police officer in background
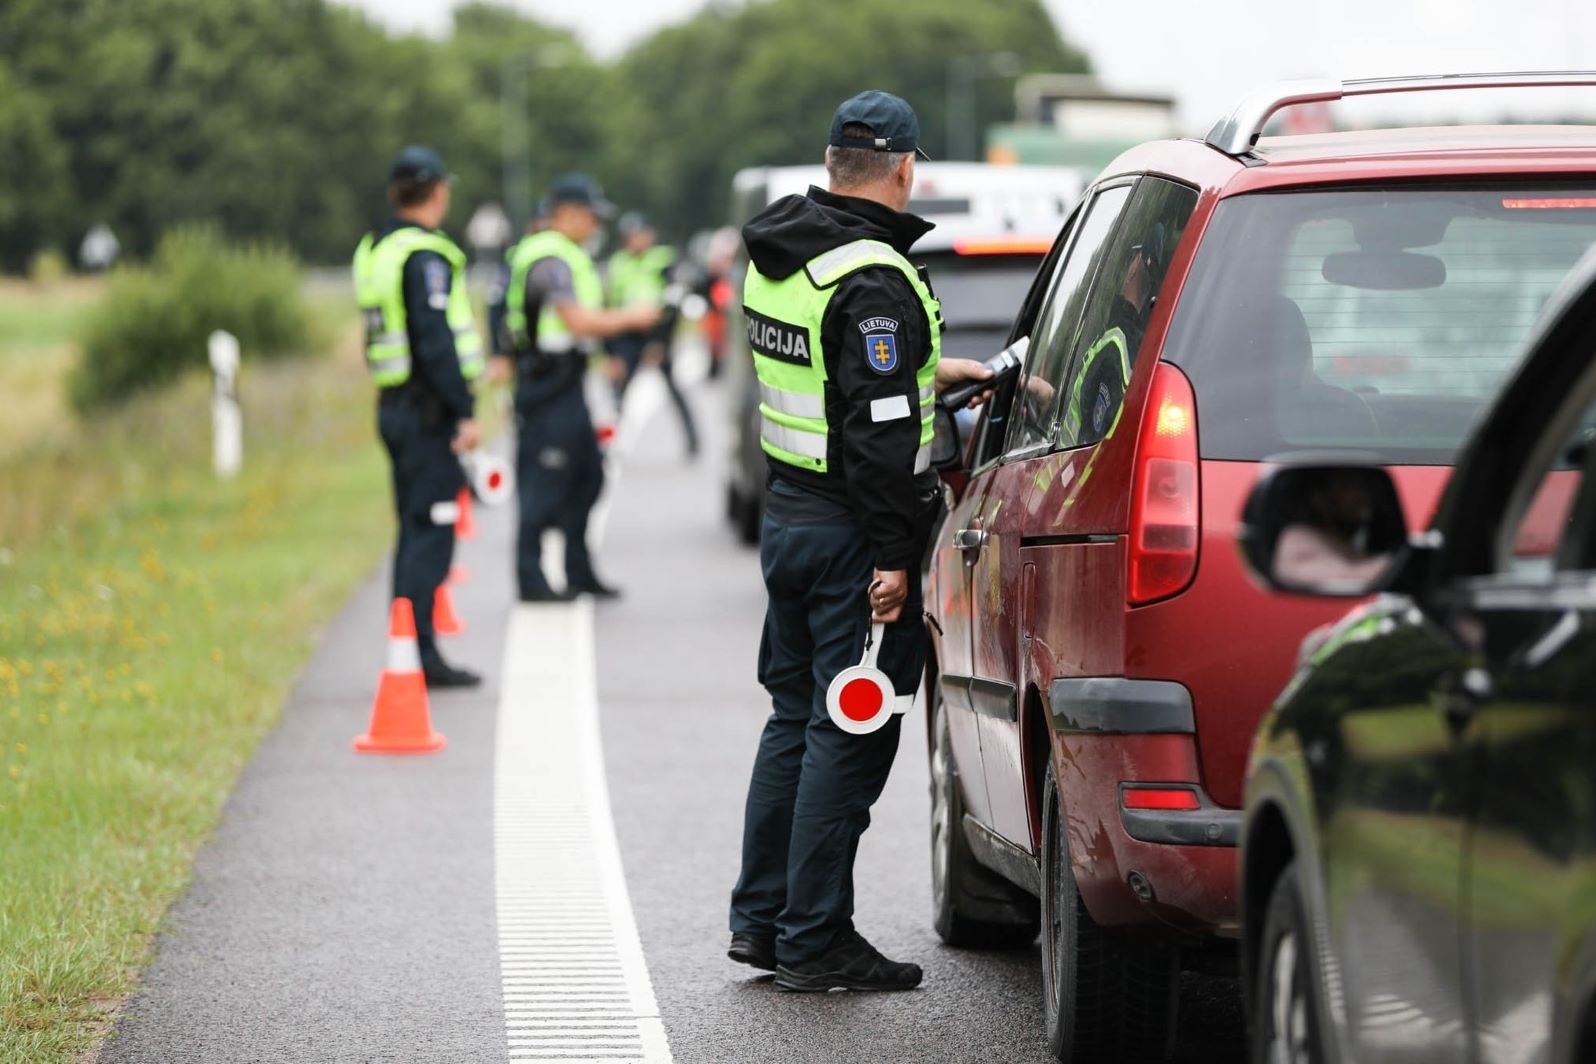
[727,91,990,991]
[605,212,699,459]
[490,175,659,603]
[352,146,483,688]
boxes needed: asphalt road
[98,370,1244,1063]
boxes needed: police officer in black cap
[490,175,659,602]
[726,91,991,991]
[352,146,484,687]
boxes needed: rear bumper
[1049,677,1240,937]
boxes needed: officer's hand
[452,419,481,454]
[935,357,995,409]
[487,356,513,386]
[870,569,909,624]
[628,305,663,331]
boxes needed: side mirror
[930,405,965,470]
[1238,462,1410,597]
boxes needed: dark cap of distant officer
[388,145,454,185]
[828,90,931,160]
[547,173,615,218]
[617,211,652,237]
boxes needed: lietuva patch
[745,307,811,365]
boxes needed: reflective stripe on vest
[1062,327,1130,441]
[505,231,604,355]
[743,239,941,475]
[351,227,482,387]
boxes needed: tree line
[0,0,1086,270]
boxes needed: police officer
[490,175,659,603]
[352,145,483,687]
[1063,222,1165,443]
[726,92,991,991]
[605,213,699,458]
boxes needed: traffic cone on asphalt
[433,583,465,637]
[354,598,446,755]
[455,486,477,541]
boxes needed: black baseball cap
[548,173,615,217]
[388,145,452,185]
[829,90,931,160]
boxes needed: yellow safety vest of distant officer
[486,174,660,603]
[603,211,700,458]
[726,90,993,992]
[350,145,482,689]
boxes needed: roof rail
[1205,71,1596,157]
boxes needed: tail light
[1121,786,1201,811]
[1128,363,1199,605]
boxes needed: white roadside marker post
[208,330,243,478]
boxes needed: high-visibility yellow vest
[743,239,941,475]
[606,245,676,308]
[1062,327,1130,443]
[351,227,483,386]
[504,230,603,354]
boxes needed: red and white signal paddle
[827,585,901,735]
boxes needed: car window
[1161,185,1596,465]
[1003,183,1132,456]
[962,212,1076,473]
[1055,178,1198,449]
[1506,403,1596,581]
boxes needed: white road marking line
[495,601,673,1064]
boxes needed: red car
[925,72,1596,1061]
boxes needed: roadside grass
[0,279,103,460]
[0,296,393,1062]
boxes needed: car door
[1458,399,1596,1064]
[934,206,1078,828]
[960,182,1133,847]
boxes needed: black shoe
[727,932,776,972]
[518,586,576,604]
[421,654,482,689]
[774,931,922,992]
[570,578,622,600]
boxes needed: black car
[1237,243,1596,1064]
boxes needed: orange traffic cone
[354,598,446,755]
[448,563,470,586]
[455,486,477,541]
[433,582,465,637]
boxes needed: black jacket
[378,218,474,423]
[742,186,938,571]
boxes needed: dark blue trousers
[515,386,605,596]
[378,395,463,657]
[729,513,927,964]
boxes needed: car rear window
[1160,185,1596,464]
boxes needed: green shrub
[69,225,315,411]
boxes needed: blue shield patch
[1091,381,1111,434]
[864,333,899,374]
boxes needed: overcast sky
[336,0,1596,128]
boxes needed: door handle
[954,528,988,552]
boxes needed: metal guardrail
[1205,71,1596,157]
